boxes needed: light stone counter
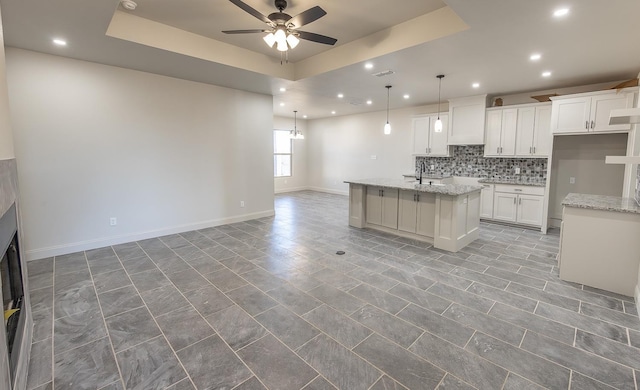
[345,178,481,197]
[478,178,546,187]
[562,193,640,214]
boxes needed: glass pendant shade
[384,85,392,135]
[286,34,299,49]
[276,40,288,51]
[434,118,443,133]
[263,33,276,48]
[384,122,391,135]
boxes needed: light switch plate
[570,177,576,184]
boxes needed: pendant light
[434,75,445,133]
[384,85,392,135]
[290,110,304,140]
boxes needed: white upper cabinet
[485,103,550,158]
[448,95,488,145]
[551,90,636,134]
[484,108,517,157]
[412,114,449,156]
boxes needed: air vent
[350,99,363,106]
[372,70,395,77]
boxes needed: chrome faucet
[416,161,426,184]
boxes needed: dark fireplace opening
[2,233,23,360]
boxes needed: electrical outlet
[109,217,117,226]
[430,165,435,170]
[515,167,520,174]
[570,177,576,184]
[240,201,245,207]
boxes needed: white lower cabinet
[366,186,398,229]
[491,184,544,227]
[480,184,494,219]
[398,190,436,237]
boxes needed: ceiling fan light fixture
[263,32,276,47]
[286,33,300,49]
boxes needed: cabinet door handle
[513,197,516,204]
[519,198,522,205]
[515,189,522,192]
[425,148,428,154]
[591,120,595,129]
[413,193,416,201]
[529,146,532,154]
[381,189,384,197]
[586,121,589,129]
[417,194,420,202]
[533,146,536,154]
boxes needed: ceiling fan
[222,0,338,54]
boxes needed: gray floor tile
[575,330,640,371]
[353,333,444,389]
[410,331,507,389]
[183,285,235,316]
[350,305,422,348]
[535,302,628,343]
[370,375,408,390]
[234,376,267,390]
[114,244,147,260]
[298,334,380,390]
[28,258,54,290]
[30,285,54,313]
[156,305,215,351]
[220,255,259,273]
[237,334,318,390]
[521,331,635,389]
[570,372,617,390]
[544,282,624,311]
[241,268,288,291]
[26,339,52,390]
[387,283,452,314]
[302,304,372,349]
[54,309,107,355]
[177,335,252,389]
[427,282,494,313]
[120,256,156,275]
[266,283,323,315]
[307,283,366,315]
[165,268,210,293]
[54,337,120,390]
[302,376,337,390]
[580,301,640,331]
[381,268,435,290]
[414,267,473,290]
[203,268,248,292]
[226,284,279,315]
[98,285,144,318]
[128,268,172,292]
[202,244,238,261]
[140,284,189,317]
[165,378,196,390]
[310,268,361,291]
[444,303,525,346]
[116,336,186,390]
[206,305,267,351]
[85,247,116,261]
[347,284,408,314]
[466,282,537,312]
[55,253,88,276]
[32,308,53,343]
[104,307,161,352]
[502,373,546,390]
[93,269,131,294]
[506,282,580,311]
[185,255,224,275]
[435,374,475,390]
[54,285,99,319]
[345,268,398,291]
[54,269,92,295]
[483,267,546,289]
[31,382,53,390]
[87,256,123,276]
[488,302,575,345]
[465,332,570,389]
[255,305,319,349]
[396,304,474,347]
[152,255,192,274]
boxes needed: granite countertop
[344,178,482,196]
[562,193,640,214]
[402,173,452,179]
[478,178,546,187]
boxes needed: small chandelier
[290,111,304,140]
[384,85,392,135]
[435,74,445,133]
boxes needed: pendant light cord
[386,85,391,123]
[294,110,297,134]
[437,75,443,120]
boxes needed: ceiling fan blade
[288,6,327,28]
[297,30,337,45]
[228,0,271,24]
[222,29,269,34]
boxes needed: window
[274,130,292,177]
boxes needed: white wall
[273,115,308,193]
[307,104,444,195]
[6,48,275,260]
[0,5,14,159]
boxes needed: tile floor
[24,191,640,390]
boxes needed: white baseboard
[24,209,275,261]
[307,186,349,196]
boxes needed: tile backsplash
[415,145,547,182]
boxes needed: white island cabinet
[346,179,482,252]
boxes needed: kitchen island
[558,193,640,298]
[345,178,482,252]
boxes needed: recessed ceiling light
[403,94,410,99]
[542,71,552,77]
[337,93,344,98]
[303,115,308,119]
[364,63,374,70]
[366,100,373,105]
[279,87,286,92]
[53,39,67,46]
[331,111,336,115]
[472,83,480,88]
[553,8,569,17]
[530,53,541,61]
[121,0,137,10]
[279,102,285,106]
